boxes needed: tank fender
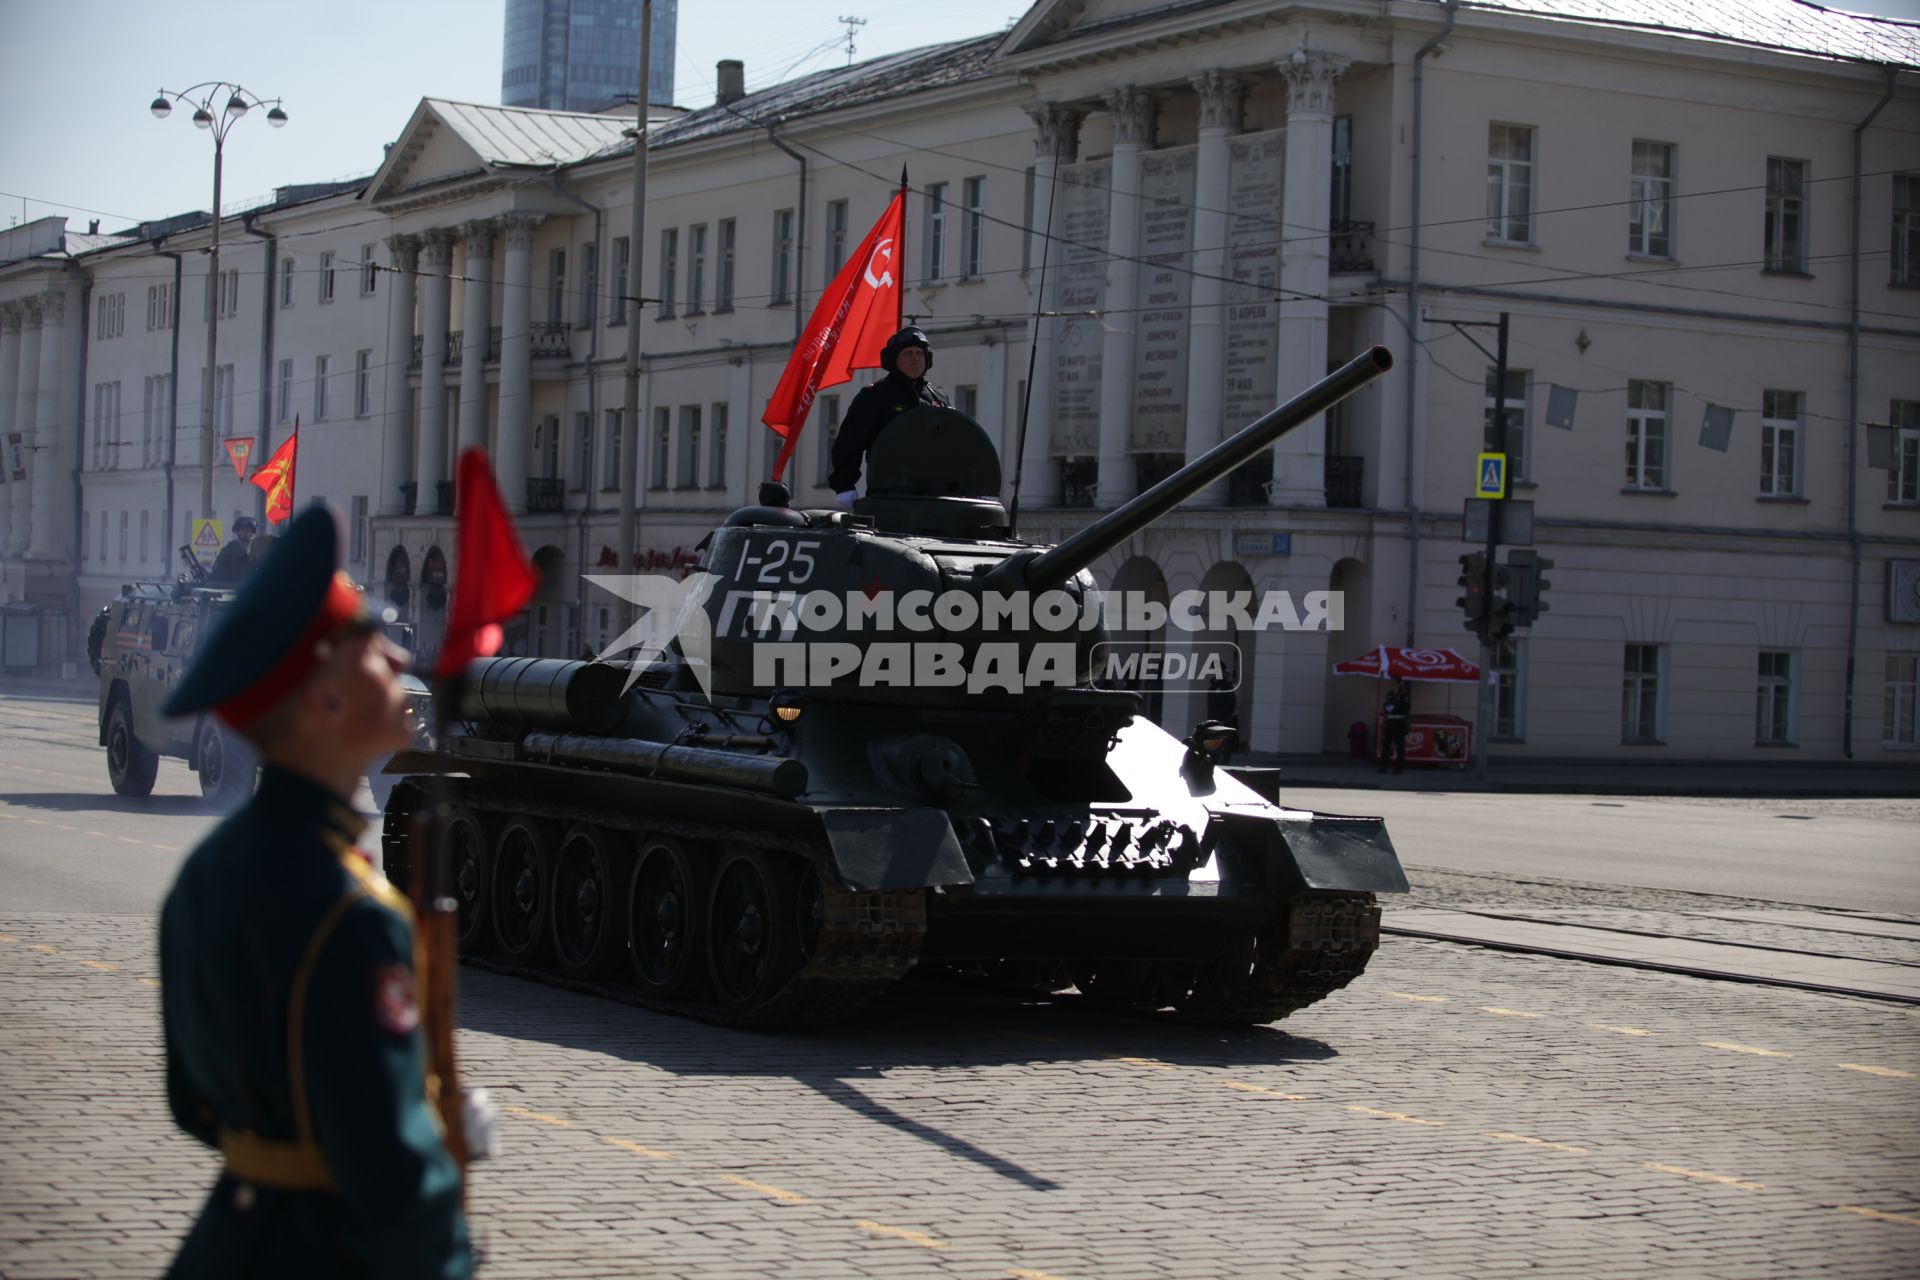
[820,808,974,892]
[1272,812,1410,894]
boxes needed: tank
[380,346,1408,1026]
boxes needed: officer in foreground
[209,516,258,584]
[828,325,949,505]
[158,506,472,1278]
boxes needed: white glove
[835,490,858,509]
[460,1086,500,1161]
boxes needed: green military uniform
[158,507,471,1278]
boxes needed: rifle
[177,545,209,584]
[409,677,469,1183]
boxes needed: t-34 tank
[381,347,1407,1026]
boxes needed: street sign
[1234,531,1292,558]
[1463,498,1533,546]
[190,518,224,569]
[1475,452,1508,499]
[223,437,254,479]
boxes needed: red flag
[761,186,905,481]
[433,448,539,679]
[223,436,253,480]
[249,422,298,525]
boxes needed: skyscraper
[502,0,677,113]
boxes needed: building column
[28,289,64,558]
[381,234,419,515]
[457,221,495,459]
[415,229,456,507]
[1185,71,1245,507]
[0,305,19,556]
[1096,87,1155,509]
[1270,50,1347,507]
[1021,103,1082,508]
[497,214,540,514]
[10,299,43,556]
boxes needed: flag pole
[897,166,908,328]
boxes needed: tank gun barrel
[1013,346,1392,593]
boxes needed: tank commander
[157,505,474,1278]
[208,516,259,585]
[828,325,949,506]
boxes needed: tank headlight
[770,692,805,723]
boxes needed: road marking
[117,837,145,846]
[1346,1106,1443,1126]
[0,934,15,943]
[1102,1054,1176,1072]
[82,830,110,838]
[603,1137,673,1160]
[77,960,116,972]
[1838,1063,1913,1079]
[1480,1007,1543,1018]
[150,844,178,852]
[853,1220,949,1250]
[28,945,59,956]
[1219,1080,1306,1100]
[1008,1269,1074,1279]
[499,1105,571,1127]
[139,978,161,988]
[1592,1024,1656,1036]
[1384,991,1448,1003]
[718,1175,811,1204]
[1483,1131,1589,1155]
[1835,1204,1920,1227]
[1645,1162,1764,1191]
[1701,1041,1791,1058]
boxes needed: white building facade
[27,0,1920,765]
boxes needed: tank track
[384,780,925,1028]
[1177,891,1382,1025]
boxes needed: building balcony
[526,477,565,514]
[1331,220,1375,274]
[531,321,571,359]
[1058,458,1097,509]
[1325,453,1364,508]
[1227,453,1273,507]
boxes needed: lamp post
[150,83,287,531]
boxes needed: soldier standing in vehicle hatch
[828,326,948,505]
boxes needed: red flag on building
[249,422,298,525]
[223,436,253,480]
[433,448,539,679]
[761,179,906,481]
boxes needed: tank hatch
[856,406,1008,539]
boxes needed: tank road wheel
[794,864,826,961]
[104,698,158,798]
[627,836,706,999]
[551,823,629,981]
[445,806,497,957]
[705,847,800,1015]
[491,817,557,967]
[196,718,257,810]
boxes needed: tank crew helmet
[233,516,258,534]
[880,326,933,375]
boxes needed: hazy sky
[1,0,1912,234]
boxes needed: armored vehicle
[381,347,1407,1026]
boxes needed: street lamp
[150,82,288,531]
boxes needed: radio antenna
[1007,150,1064,539]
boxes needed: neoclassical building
[12,0,1920,765]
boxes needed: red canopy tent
[1332,645,1480,682]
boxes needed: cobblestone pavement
[2,908,1915,1279]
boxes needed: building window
[1622,643,1664,744]
[1331,116,1353,225]
[1765,158,1807,273]
[602,409,623,492]
[361,244,378,295]
[146,283,172,331]
[962,177,985,279]
[825,199,848,279]
[651,408,671,490]
[350,496,369,564]
[658,229,677,317]
[578,240,598,328]
[610,236,629,325]
[1484,368,1529,481]
[118,511,128,563]
[1895,175,1920,288]
[955,385,979,419]
[537,414,560,479]
[217,364,234,436]
[717,219,736,310]
[281,258,296,308]
[924,181,949,282]
[709,402,729,488]
[815,394,842,487]
[687,225,706,315]
[1759,390,1801,497]
[140,511,150,566]
[1624,380,1668,490]
[355,350,373,418]
[277,358,293,423]
[1629,140,1674,258]
[97,510,106,563]
[1886,654,1918,746]
[676,405,702,488]
[1890,401,1920,504]
[320,250,336,303]
[548,248,568,325]
[314,354,331,421]
[573,413,592,492]
[771,210,794,306]
[1486,123,1535,245]
[1756,650,1796,745]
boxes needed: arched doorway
[384,546,413,621]
[1103,555,1169,725]
[418,546,448,666]
[522,545,567,657]
[1321,556,1376,754]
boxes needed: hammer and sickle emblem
[863,237,895,289]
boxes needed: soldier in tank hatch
[157,505,475,1279]
[829,325,949,506]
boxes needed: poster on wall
[6,432,24,482]
[1223,130,1286,431]
[1131,145,1196,453]
[1049,158,1110,456]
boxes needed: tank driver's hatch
[857,405,1008,538]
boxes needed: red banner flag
[433,448,539,679]
[761,185,905,481]
[249,423,298,525]
[223,436,253,480]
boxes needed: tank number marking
[737,538,819,587]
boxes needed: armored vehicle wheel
[705,847,800,1014]
[196,719,257,809]
[627,836,706,999]
[105,699,158,798]
[491,817,557,966]
[551,823,628,981]
[444,806,496,956]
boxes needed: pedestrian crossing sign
[191,518,224,569]
[1475,452,1508,499]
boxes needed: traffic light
[1488,593,1519,642]
[1532,553,1554,621]
[1506,550,1554,628]
[1456,552,1489,639]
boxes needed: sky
[0,0,1912,235]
